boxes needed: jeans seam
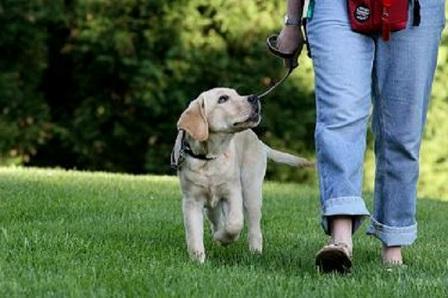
[369,217,417,233]
[316,130,328,202]
[372,67,387,201]
[325,196,363,206]
[323,196,369,214]
[314,87,327,202]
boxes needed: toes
[189,250,206,263]
[249,245,263,254]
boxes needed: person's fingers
[277,27,301,54]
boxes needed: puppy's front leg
[183,197,205,263]
[243,184,263,254]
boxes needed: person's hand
[276,25,305,68]
[277,25,304,54]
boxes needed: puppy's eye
[217,95,229,104]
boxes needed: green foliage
[0,1,446,197]
[0,0,57,164]
[0,0,315,176]
[416,26,448,199]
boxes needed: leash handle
[266,35,300,69]
[258,35,299,99]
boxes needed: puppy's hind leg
[205,200,225,235]
[213,192,244,245]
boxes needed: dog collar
[183,142,216,161]
[170,130,216,170]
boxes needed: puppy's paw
[249,234,263,254]
[189,250,206,263]
[249,245,263,255]
[214,230,240,246]
[213,236,231,247]
[214,239,224,246]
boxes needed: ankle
[330,216,353,249]
[331,235,353,249]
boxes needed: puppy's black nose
[247,95,259,103]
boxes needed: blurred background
[0,0,447,198]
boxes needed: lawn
[0,167,447,297]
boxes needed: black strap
[265,35,301,68]
[257,66,294,98]
[170,129,215,170]
[302,18,312,58]
[413,0,421,26]
[183,143,215,161]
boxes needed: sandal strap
[325,241,353,258]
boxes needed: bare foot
[382,245,403,265]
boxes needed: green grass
[0,167,447,297]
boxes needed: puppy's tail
[264,145,314,168]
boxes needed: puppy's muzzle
[247,95,261,121]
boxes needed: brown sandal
[315,241,352,274]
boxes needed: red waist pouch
[348,0,417,41]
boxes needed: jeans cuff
[321,196,370,235]
[366,217,417,246]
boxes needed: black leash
[257,62,294,99]
[257,35,302,99]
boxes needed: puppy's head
[177,88,261,141]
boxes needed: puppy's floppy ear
[177,95,208,141]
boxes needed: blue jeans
[307,0,446,246]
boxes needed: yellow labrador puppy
[172,88,311,263]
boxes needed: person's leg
[330,216,353,247]
[306,0,373,270]
[368,0,446,264]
